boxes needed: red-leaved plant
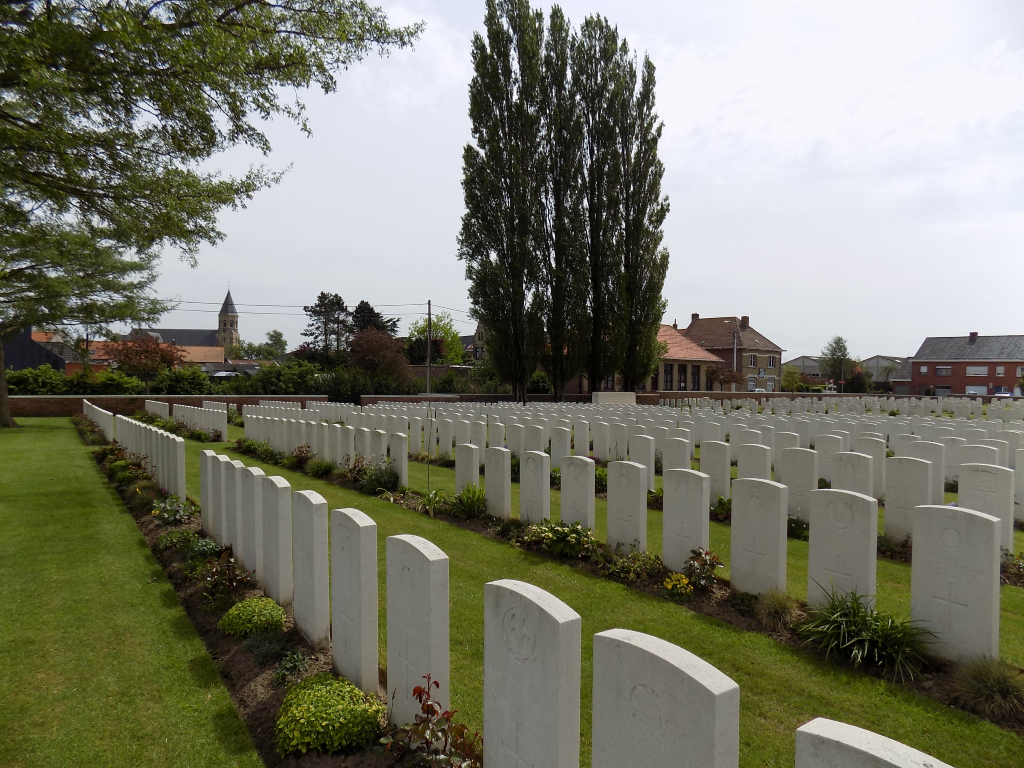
[376,674,482,767]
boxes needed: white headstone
[958,463,1015,550]
[662,469,711,572]
[331,508,378,695]
[551,427,571,472]
[630,434,656,491]
[240,466,265,579]
[730,479,788,595]
[807,489,877,608]
[607,461,648,551]
[261,475,293,607]
[795,718,953,768]
[485,447,513,520]
[561,456,596,529]
[911,505,1000,661]
[882,457,932,542]
[455,443,480,494]
[386,535,449,725]
[737,443,771,480]
[484,580,581,768]
[291,490,330,649]
[700,441,731,501]
[831,452,873,498]
[519,451,550,524]
[906,441,945,506]
[775,447,817,522]
[592,629,739,768]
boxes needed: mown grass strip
[0,419,260,768]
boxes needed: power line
[170,299,431,309]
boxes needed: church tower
[216,291,240,348]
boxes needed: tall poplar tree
[459,0,545,402]
[572,16,624,391]
[536,6,587,401]
[615,52,670,390]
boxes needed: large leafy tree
[407,311,463,365]
[614,50,670,390]
[105,334,186,393]
[351,300,398,336]
[572,16,624,392]
[459,0,545,403]
[302,292,352,360]
[0,0,420,427]
[0,223,166,425]
[819,336,854,385]
[349,327,413,394]
[535,5,587,401]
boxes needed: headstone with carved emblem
[519,451,550,524]
[561,456,596,529]
[592,629,739,768]
[484,580,581,768]
[807,489,877,608]
[331,508,378,695]
[730,478,788,595]
[662,469,711,572]
[607,461,648,551]
[910,505,999,661]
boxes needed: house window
[919,365,928,374]
[748,354,757,368]
[678,364,688,391]
[767,355,776,368]
[747,377,756,391]
[691,365,700,391]
[664,363,673,391]
[996,366,1005,377]
[604,375,615,391]
[1017,366,1024,377]
[651,373,658,391]
[966,366,988,376]
[935,366,952,376]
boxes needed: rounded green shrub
[276,673,386,755]
[218,597,286,637]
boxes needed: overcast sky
[147,0,1024,360]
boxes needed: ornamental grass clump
[952,658,1024,722]
[450,484,487,519]
[796,589,935,682]
[755,589,804,632]
[218,597,286,637]
[276,673,386,756]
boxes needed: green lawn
[199,426,1024,768]
[0,419,261,768]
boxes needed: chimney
[672,319,678,330]
[968,331,978,344]
[740,316,749,330]
[691,312,699,323]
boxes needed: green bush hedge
[217,597,286,637]
[276,673,386,755]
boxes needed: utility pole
[426,299,432,396]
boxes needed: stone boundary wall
[11,394,326,418]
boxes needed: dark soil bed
[105,474,388,766]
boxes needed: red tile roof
[658,325,725,362]
[683,316,781,352]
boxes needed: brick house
[682,314,784,392]
[646,323,725,392]
[910,333,1024,396]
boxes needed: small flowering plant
[663,573,694,603]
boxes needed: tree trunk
[0,342,20,428]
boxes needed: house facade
[683,314,784,391]
[646,323,725,392]
[783,355,821,379]
[910,333,1024,396]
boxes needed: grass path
[197,426,1024,768]
[0,419,261,768]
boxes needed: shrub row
[130,410,222,442]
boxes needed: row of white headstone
[172,403,228,437]
[114,414,187,498]
[195,453,953,768]
[144,399,170,418]
[83,400,115,441]
[243,416,410,486]
[451,439,1002,664]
